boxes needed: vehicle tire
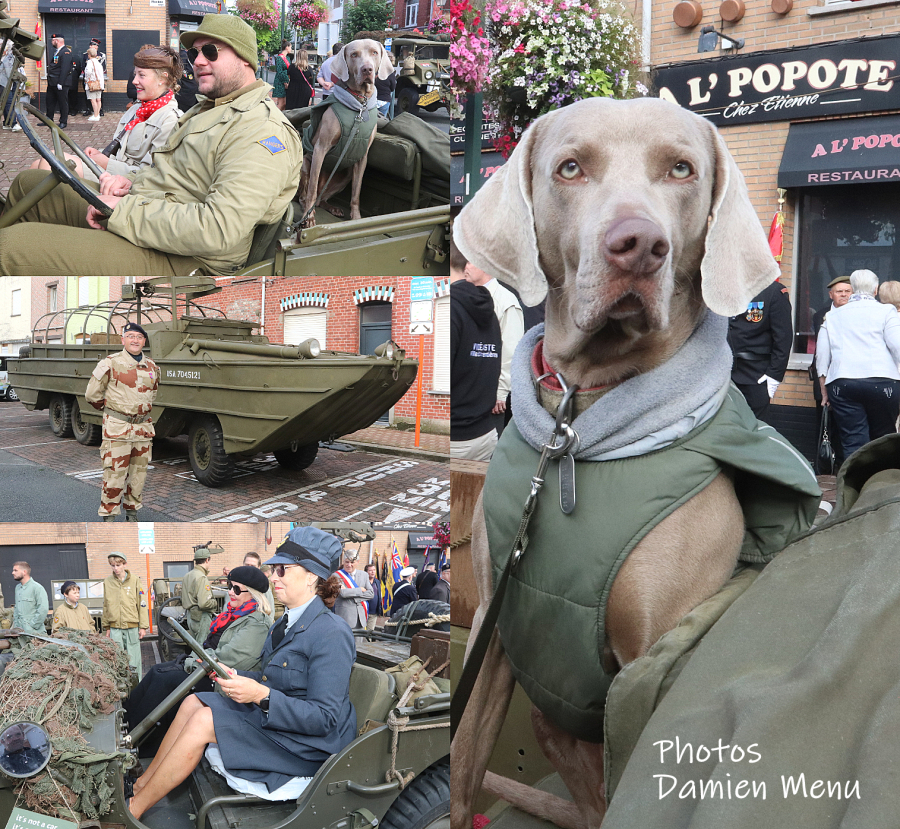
[5,387,17,402]
[156,596,187,644]
[188,415,234,488]
[273,441,319,470]
[388,599,451,638]
[48,394,74,438]
[396,87,419,116]
[381,759,449,829]
[72,405,102,445]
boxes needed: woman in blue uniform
[128,529,355,817]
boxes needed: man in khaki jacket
[85,322,159,521]
[102,554,149,679]
[181,544,220,639]
[0,14,302,277]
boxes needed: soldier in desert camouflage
[85,322,160,521]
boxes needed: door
[359,302,393,424]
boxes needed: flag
[438,546,448,572]
[422,546,431,572]
[380,553,391,615]
[265,522,272,548]
[768,207,784,264]
[35,23,42,70]
[401,539,409,569]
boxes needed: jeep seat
[349,662,397,734]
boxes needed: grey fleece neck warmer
[332,85,378,121]
[511,310,733,461]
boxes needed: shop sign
[168,0,220,15]
[778,114,900,188]
[653,34,900,126]
[38,0,105,13]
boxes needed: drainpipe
[642,0,651,71]
[261,278,266,338]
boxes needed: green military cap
[181,14,259,71]
[108,552,127,563]
[827,276,851,289]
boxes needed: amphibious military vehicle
[0,12,450,277]
[390,35,451,116]
[7,278,419,487]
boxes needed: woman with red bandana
[31,45,183,183]
[122,565,271,752]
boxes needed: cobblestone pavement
[0,401,449,524]
[0,110,122,198]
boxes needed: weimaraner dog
[298,39,393,228]
[451,97,781,829]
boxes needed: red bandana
[531,339,612,393]
[124,90,174,132]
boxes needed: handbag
[815,404,836,476]
[86,59,102,91]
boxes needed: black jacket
[727,281,793,385]
[47,45,78,87]
[175,50,200,112]
[451,280,502,440]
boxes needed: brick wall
[0,522,292,582]
[647,1,900,409]
[203,276,450,424]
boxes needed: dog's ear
[330,46,350,82]
[376,43,394,80]
[452,116,548,306]
[700,124,780,316]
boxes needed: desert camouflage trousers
[99,439,152,517]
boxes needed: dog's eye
[557,160,582,181]
[669,161,694,180]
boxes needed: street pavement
[0,401,448,524]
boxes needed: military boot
[124,511,139,522]
[102,515,117,522]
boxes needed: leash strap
[450,379,578,739]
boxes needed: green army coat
[181,564,217,638]
[107,80,302,275]
[12,579,49,635]
[102,571,150,630]
[185,608,270,673]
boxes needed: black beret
[227,565,270,595]
[123,322,148,339]
[50,33,62,39]
[60,580,78,595]
[441,562,451,571]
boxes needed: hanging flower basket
[449,0,492,97]
[235,0,279,33]
[288,0,328,33]
[485,0,647,156]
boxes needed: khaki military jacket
[185,608,270,672]
[52,601,94,633]
[182,564,217,626]
[102,571,149,630]
[85,350,159,442]
[107,80,303,275]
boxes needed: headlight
[0,722,51,779]
[424,70,434,80]
[374,341,396,360]
[298,339,321,358]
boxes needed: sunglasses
[187,43,219,64]
[273,564,301,578]
[226,582,244,594]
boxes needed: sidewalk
[343,424,449,462]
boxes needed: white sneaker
[88,115,99,121]
[11,123,21,131]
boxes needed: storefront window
[794,183,900,354]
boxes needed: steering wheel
[16,103,114,216]
[167,615,228,679]
[156,595,188,644]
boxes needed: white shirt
[483,278,524,401]
[284,593,317,632]
[816,294,900,383]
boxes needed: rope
[384,657,450,789]
[383,613,450,628]
[450,533,471,550]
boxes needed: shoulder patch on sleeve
[92,360,111,381]
[258,136,287,154]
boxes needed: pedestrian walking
[102,553,149,679]
[285,49,316,110]
[85,322,159,521]
[272,40,291,110]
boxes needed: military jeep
[390,36,451,116]
[0,14,450,277]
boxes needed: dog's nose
[603,217,670,275]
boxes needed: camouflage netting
[0,630,133,821]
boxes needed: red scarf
[204,598,258,648]
[124,90,174,132]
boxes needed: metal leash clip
[511,374,579,567]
